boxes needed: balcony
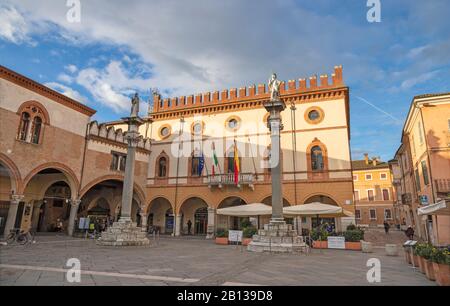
[401,193,412,205]
[435,179,450,195]
[208,173,255,190]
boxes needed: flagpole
[248,136,258,180]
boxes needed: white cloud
[65,64,78,73]
[45,82,87,103]
[0,4,31,44]
[57,73,73,84]
[74,61,151,113]
[400,70,439,90]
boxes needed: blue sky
[1,0,449,161]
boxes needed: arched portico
[179,197,209,236]
[147,197,174,234]
[217,196,247,231]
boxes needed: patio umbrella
[216,203,272,217]
[283,202,354,232]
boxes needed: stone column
[4,195,24,237]
[68,199,81,236]
[175,214,182,236]
[140,211,148,231]
[206,207,216,239]
[264,98,286,222]
[119,117,143,223]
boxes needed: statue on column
[268,73,281,101]
[130,93,140,118]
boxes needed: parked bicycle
[6,229,35,245]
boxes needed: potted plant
[414,243,427,274]
[430,247,450,286]
[311,228,328,249]
[419,244,435,281]
[215,229,229,245]
[343,229,364,250]
[242,226,257,246]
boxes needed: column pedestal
[3,195,24,237]
[206,207,216,239]
[247,220,305,253]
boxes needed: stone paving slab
[0,235,436,286]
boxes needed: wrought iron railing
[208,173,255,188]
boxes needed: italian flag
[234,141,240,185]
[212,142,220,176]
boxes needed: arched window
[158,157,167,178]
[17,101,49,145]
[311,146,324,171]
[31,117,43,144]
[18,112,31,141]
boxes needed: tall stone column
[264,98,286,222]
[97,94,150,246]
[140,210,148,230]
[4,195,24,237]
[68,199,81,236]
[206,207,216,239]
[119,117,142,222]
[175,214,182,236]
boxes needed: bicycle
[6,229,35,245]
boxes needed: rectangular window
[380,173,387,180]
[382,189,390,201]
[353,175,358,181]
[418,122,424,145]
[365,174,372,181]
[111,152,127,172]
[354,190,360,202]
[385,209,392,220]
[355,210,361,220]
[421,161,430,186]
[415,169,421,192]
[369,209,377,220]
[367,190,375,201]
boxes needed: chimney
[372,157,378,167]
[364,153,369,165]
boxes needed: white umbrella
[283,202,354,217]
[216,203,272,217]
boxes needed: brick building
[0,64,355,238]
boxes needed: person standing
[383,221,390,234]
[405,226,415,240]
[187,220,192,235]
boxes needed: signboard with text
[327,236,346,249]
[228,230,243,243]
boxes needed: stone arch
[17,100,51,125]
[216,194,250,208]
[145,195,174,214]
[0,153,22,193]
[302,193,339,206]
[260,196,291,207]
[79,175,146,205]
[21,163,79,197]
[177,195,211,214]
[147,196,174,234]
[178,197,209,235]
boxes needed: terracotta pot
[417,256,426,274]
[432,262,450,286]
[313,241,328,249]
[242,238,252,246]
[424,259,436,281]
[215,237,229,245]
[345,242,362,251]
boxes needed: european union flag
[198,153,205,175]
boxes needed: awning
[216,203,272,217]
[418,200,450,216]
[283,202,354,217]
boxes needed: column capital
[70,199,82,207]
[10,195,25,204]
[207,207,216,213]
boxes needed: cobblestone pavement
[0,235,434,286]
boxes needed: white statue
[268,73,281,101]
[130,93,140,117]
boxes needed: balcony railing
[401,193,412,205]
[435,179,450,194]
[208,173,255,189]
